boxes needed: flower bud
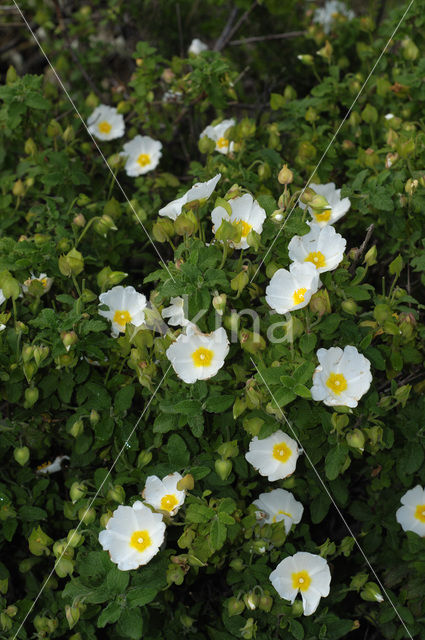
[227,597,245,617]
[405,178,418,196]
[385,152,398,169]
[361,104,378,124]
[229,558,244,572]
[93,214,118,238]
[402,37,418,61]
[69,419,84,438]
[243,591,259,611]
[55,557,74,578]
[198,135,216,154]
[47,119,62,138]
[33,615,58,634]
[14,446,30,466]
[6,65,17,84]
[271,209,285,223]
[309,194,329,211]
[59,248,84,277]
[12,179,25,197]
[65,604,80,630]
[24,386,39,408]
[341,299,358,315]
[67,529,84,547]
[137,449,152,468]
[317,40,333,61]
[233,396,246,419]
[100,510,113,528]
[23,361,37,383]
[28,525,53,556]
[215,458,232,481]
[258,162,271,181]
[153,218,174,242]
[231,270,249,295]
[291,600,304,617]
[278,164,293,185]
[97,265,128,290]
[360,582,384,603]
[70,482,86,503]
[212,292,227,316]
[297,54,314,65]
[363,245,377,267]
[106,485,125,503]
[61,331,78,352]
[73,213,86,228]
[239,329,266,354]
[78,505,96,524]
[22,344,34,363]
[52,539,68,558]
[240,617,256,639]
[25,138,37,155]
[89,409,100,425]
[174,210,199,236]
[259,594,273,612]
[217,440,239,459]
[346,429,365,451]
[309,288,331,316]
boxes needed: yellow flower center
[129,530,152,552]
[160,494,178,512]
[326,372,347,395]
[98,121,112,134]
[217,136,230,150]
[314,208,332,223]
[305,251,326,269]
[233,219,252,238]
[272,509,292,523]
[37,461,51,471]
[272,442,292,463]
[192,347,214,367]
[137,153,151,167]
[414,504,425,523]
[292,570,311,592]
[293,287,307,305]
[113,309,132,328]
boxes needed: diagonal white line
[12,0,175,283]
[11,364,172,640]
[251,0,415,283]
[250,357,414,639]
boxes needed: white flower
[313,1,354,34]
[161,296,189,327]
[211,193,266,250]
[396,485,425,537]
[245,431,300,481]
[270,552,331,616]
[22,273,53,295]
[159,174,221,221]
[87,105,125,141]
[265,262,320,315]
[253,489,304,534]
[188,38,208,55]
[36,455,70,474]
[98,285,147,338]
[143,472,186,516]
[162,90,183,104]
[0,289,5,306]
[200,118,235,155]
[385,113,395,120]
[121,135,162,177]
[288,223,346,273]
[299,182,351,227]
[98,501,166,570]
[311,346,372,408]
[166,325,229,384]
[0,325,5,332]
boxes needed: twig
[229,30,305,45]
[218,0,259,51]
[349,224,374,273]
[214,5,239,51]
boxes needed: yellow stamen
[40,278,48,287]
[272,442,292,463]
[113,309,132,328]
[137,153,151,167]
[293,287,307,306]
[292,570,311,592]
[305,251,326,269]
[414,504,425,523]
[326,372,347,395]
[314,208,332,223]
[37,461,51,471]
[192,347,214,367]
[272,509,292,523]
[129,530,151,552]
[160,494,178,512]
[217,137,230,150]
[98,121,112,134]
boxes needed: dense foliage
[1,1,425,639]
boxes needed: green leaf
[97,601,122,628]
[114,385,135,415]
[389,254,403,277]
[203,395,234,413]
[18,505,47,521]
[325,445,348,481]
[289,618,305,640]
[127,586,158,608]
[186,503,215,524]
[153,413,178,433]
[116,607,143,639]
[293,383,311,399]
[310,493,331,524]
[166,434,190,468]
[106,567,130,595]
[210,518,227,551]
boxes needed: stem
[219,243,228,269]
[75,217,99,247]
[72,275,82,298]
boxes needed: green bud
[0,612,12,631]
[33,615,58,634]
[52,539,68,558]
[24,386,39,408]
[63,125,75,143]
[47,119,62,138]
[363,245,377,267]
[239,329,266,354]
[174,209,199,236]
[271,209,285,223]
[278,164,294,185]
[350,572,369,590]
[242,417,263,437]
[65,604,80,630]
[215,458,232,481]
[229,558,244,572]
[361,104,378,124]
[0,271,20,300]
[29,525,53,556]
[0,577,8,595]
[14,446,30,466]
[258,162,271,181]
[212,293,227,316]
[231,270,249,295]
[402,37,418,61]
[55,557,74,578]
[89,409,100,425]
[233,396,246,419]
[78,505,96,524]
[240,617,256,639]
[341,298,358,315]
[67,529,84,547]
[70,482,86,503]
[259,594,273,612]
[106,485,125,503]
[309,194,329,211]
[309,288,331,316]
[243,591,259,611]
[217,440,239,459]
[6,65,17,84]
[360,582,384,603]
[93,214,118,237]
[69,419,84,438]
[97,265,128,290]
[291,599,304,617]
[153,218,174,242]
[100,510,113,528]
[405,178,418,196]
[59,247,84,277]
[73,213,86,228]
[137,449,153,468]
[22,344,34,363]
[198,135,216,154]
[228,597,245,617]
[297,54,314,65]
[346,429,365,451]
[25,138,37,155]
[85,91,99,109]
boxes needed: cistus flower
[36,455,70,474]
[161,296,189,327]
[299,183,350,227]
[143,472,186,516]
[188,38,208,55]
[396,486,425,536]
[270,552,331,616]
[313,1,354,34]
[288,223,346,273]
[311,346,372,408]
[98,501,166,570]
[98,285,147,338]
[253,489,304,534]
[265,262,320,314]
[0,289,5,305]
[87,105,125,141]
[22,273,53,295]
[166,325,229,384]
[120,135,162,177]
[159,174,221,221]
[211,193,267,250]
[199,118,235,155]
[245,431,300,481]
